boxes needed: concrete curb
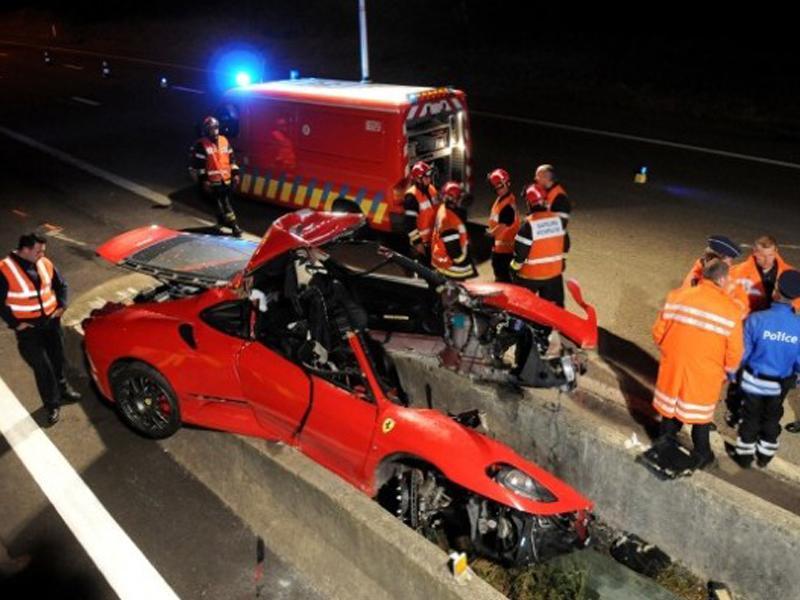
[390,351,800,600]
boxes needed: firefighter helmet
[410,161,433,180]
[202,115,220,136]
[525,183,546,208]
[442,181,464,204]
[487,168,511,189]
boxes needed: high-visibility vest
[0,255,58,320]
[405,184,438,245]
[513,211,565,281]
[199,135,234,184]
[431,204,473,279]
[730,254,794,312]
[651,280,744,424]
[487,193,520,254]
[682,258,749,318]
[545,183,570,220]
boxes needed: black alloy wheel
[111,362,181,439]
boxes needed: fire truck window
[215,103,240,138]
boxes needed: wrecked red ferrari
[83,211,596,564]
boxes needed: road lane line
[171,85,205,94]
[71,96,101,106]
[0,376,180,600]
[0,125,172,207]
[472,110,800,170]
[64,63,84,70]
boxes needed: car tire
[331,197,362,215]
[110,362,181,439]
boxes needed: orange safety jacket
[652,280,744,424]
[487,193,520,255]
[0,255,58,320]
[510,210,566,281]
[405,184,438,245]
[545,183,570,222]
[681,258,750,318]
[198,135,236,184]
[729,253,796,313]
[431,204,474,279]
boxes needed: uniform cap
[707,235,741,259]
[778,270,800,300]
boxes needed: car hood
[95,211,366,287]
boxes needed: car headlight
[490,464,556,503]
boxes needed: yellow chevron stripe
[252,176,265,197]
[309,187,324,208]
[294,184,308,206]
[240,173,252,194]
[280,182,293,203]
[266,179,279,200]
[373,202,387,224]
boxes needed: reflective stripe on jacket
[511,210,565,280]
[0,256,57,320]
[739,302,800,396]
[651,280,744,424]
[487,193,520,254]
[431,204,474,279]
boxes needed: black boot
[46,407,60,426]
[756,452,773,468]
[59,380,81,403]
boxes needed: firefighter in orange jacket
[729,235,795,313]
[683,234,748,316]
[486,168,520,282]
[403,161,439,261]
[190,115,242,237]
[510,184,569,354]
[534,164,571,228]
[431,182,476,280]
[0,233,81,426]
[652,259,744,469]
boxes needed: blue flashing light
[290,69,300,80]
[235,71,252,87]
[408,93,419,105]
[159,76,168,88]
[640,166,648,175]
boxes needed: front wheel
[110,362,181,439]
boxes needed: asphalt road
[2,39,800,597]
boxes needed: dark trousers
[511,273,564,339]
[207,184,238,228]
[660,417,713,463]
[491,252,512,283]
[736,391,784,464]
[16,318,65,410]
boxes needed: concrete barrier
[390,351,800,600]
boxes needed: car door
[237,340,311,441]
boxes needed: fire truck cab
[215,78,472,233]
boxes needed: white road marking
[64,63,84,70]
[0,376,180,600]
[472,110,800,170]
[171,85,205,95]
[45,230,89,247]
[71,96,101,107]
[0,125,172,207]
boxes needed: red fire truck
[215,78,472,233]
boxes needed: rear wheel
[110,362,181,439]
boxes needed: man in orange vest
[0,233,81,426]
[534,164,571,228]
[486,168,520,282]
[190,115,242,237]
[652,259,744,469]
[403,160,439,262]
[510,185,569,355]
[430,182,476,280]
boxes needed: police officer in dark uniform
[731,270,800,468]
[0,233,80,425]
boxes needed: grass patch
[472,558,589,600]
